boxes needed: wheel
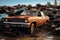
[30,23,36,35]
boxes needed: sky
[0,0,60,6]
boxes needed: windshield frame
[20,10,37,16]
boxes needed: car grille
[6,18,25,22]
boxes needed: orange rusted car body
[2,10,49,28]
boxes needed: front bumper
[3,22,30,28]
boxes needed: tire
[30,23,36,35]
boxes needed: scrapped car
[0,9,8,24]
[51,12,60,35]
[52,12,60,29]
[2,10,49,34]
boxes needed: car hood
[5,15,30,19]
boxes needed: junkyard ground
[0,27,60,40]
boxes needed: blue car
[0,13,8,19]
[0,13,8,23]
[0,7,25,23]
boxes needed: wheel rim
[31,23,34,34]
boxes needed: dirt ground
[0,27,60,40]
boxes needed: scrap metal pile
[0,4,60,35]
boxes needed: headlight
[25,19,28,22]
[2,18,7,21]
[0,18,5,23]
[2,18,5,21]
